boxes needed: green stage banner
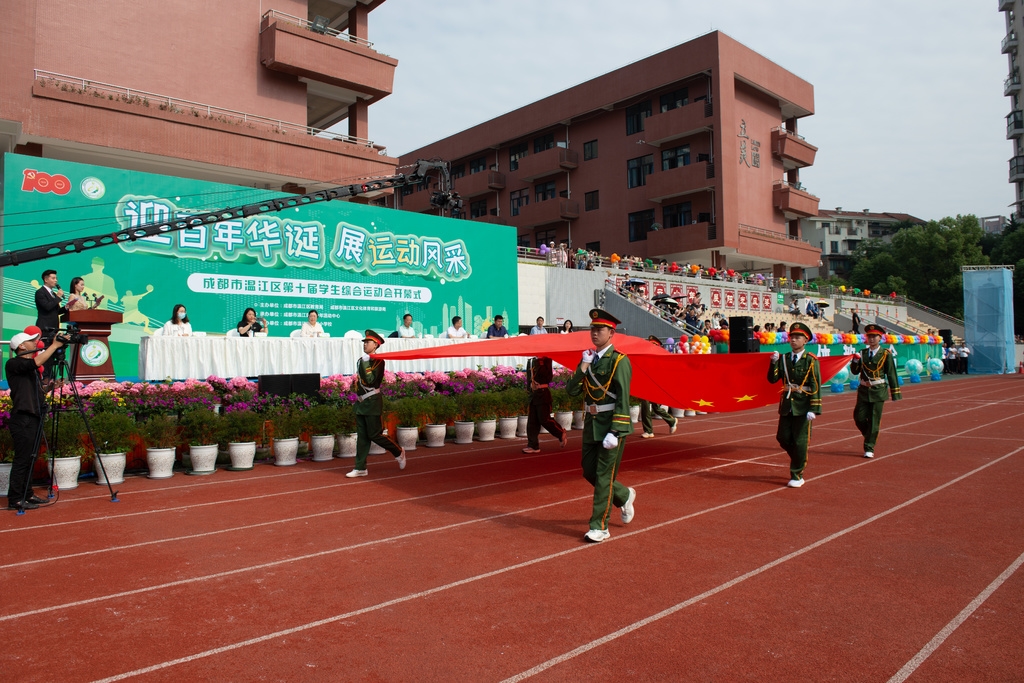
[2,153,518,378]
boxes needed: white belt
[358,388,380,401]
[784,384,808,393]
[586,403,615,415]
[865,378,886,386]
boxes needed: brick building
[392,31,822,280]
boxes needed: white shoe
[584,529,611,543]
[641,432,654,439]
[669,419,678,434]
[787,478,804,488]
[863,451,874,459]
[621,487,636,524]
[396,449,407,469]
[345,469,367,478]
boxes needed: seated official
[300,309,325,337]
[529,316,547,335]
[237,308,267,337]
[161,304,193,337]
[485,315,509,338]
[560,320,574,334]
[447,315,468,339]
[398,313,417,338]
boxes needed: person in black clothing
[851,310,861,334]
[6,330,65,511]
[34,269,66,379]
[522,356,567,453]
[236,308,267,337]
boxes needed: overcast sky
[365,0,1010,223]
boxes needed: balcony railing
[1010,155,1024,182]
[262,9,378,51]
[1006,71,1022,96]
[34,69,385,152]
[1000,0,1015,12]
[738,223,809,244]
[1008,110,1024,139]
[1003,31,1019,54]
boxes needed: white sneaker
[621,487,636,524]
[396,449,407,469]
[787,478,804,488]
[584,529,611,543]
[669,419,678,434]
[345,469,367,478]
[863,451,874,459]
[641,432,654,439]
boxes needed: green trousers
[354,413,401,470]
[853,400,885,452]
[640,400,677,434]
[580,433,629,531]
[776,414,812,480]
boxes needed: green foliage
[89,411,139,453]
[549,388,577,413]
[302,404,341,435]
[0,428,13,463]
[424,395,457,425]
[335,401,356,434]
[458,392,497,422]
[986,217,1024,334]
[180,408,221,446]
[390,397,427,427]
[221,410,265,444]
[496,387,529,417]
[270,406,302,439]
[142,414,180,450]
[50,412,88,458]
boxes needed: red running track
[1,375,1022,682]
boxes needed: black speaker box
[258,374,292,397]
[728,316,759,353]
[291,373,321,398]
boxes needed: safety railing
[262,9,377,50]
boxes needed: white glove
[602,432,619,449]
[581,349,596,364]
[806,412,816,422]
[770,351,780,361]
[361,354,370,362]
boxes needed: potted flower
[629,395,643,423]
[142,414,179,479]
[390,397,424,451]
[48,412,88,490]
[302,404,339,462]
[496,387,527,439]
[423,395,456,448]
[270,406,302,466]
[550,388,576,433]
[89,411,138,485]
[462,392,498,442]
[180,407,221,474]
[334,401,358,458]
[221,408,264,470]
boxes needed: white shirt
[447,325,468,339]
[398,325,417,338]
[161,320,193,337]
[300,321,325,337]
[530,326,547,335]
[959,347,969,358]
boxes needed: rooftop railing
[262,9,378,51]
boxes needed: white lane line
[500,445,1024,683]
[886,549,1024,683]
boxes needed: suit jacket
[35,286,66,332]
[566,345,634,438]
[354,357,385,416]
[768,351,822,417]
[850,347,901,403]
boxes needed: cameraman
[6,330,64,511]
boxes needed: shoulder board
[805,352,818,359]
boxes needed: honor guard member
[850,323,901,458]
[566,308,636,542]
[346,330,406,478]
[639,335,679,438]
[767,322,821,488]
[522,356,568,454]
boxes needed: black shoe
[8,500,39,511]
[27,495,47,505]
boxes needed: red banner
[710,288,722,308]
[738,291,748,310]
[686,286,699,303]
[670,284,683,297]
[762,293,773,311]
[724,290,736,309]
[653,282,667,296]
[750,292,761,311]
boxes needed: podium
[66,310,123,382]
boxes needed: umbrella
[625,278,646,285]
[817,300,830,308]
[652,293,672,300]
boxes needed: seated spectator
[719,317,729,330]
[447,315,469,339]
[530,316,547,335]
[398,313,417,338]
[162,303,192,337]
[300,309,325,337]
[560,320,574,334]
[486,315,509,338]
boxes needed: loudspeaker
[728,316,760,353]
[291,373,321,398]
[258,373,322,398]
[938,328,953,346]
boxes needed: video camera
[55,323,89,346]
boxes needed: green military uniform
[566,313,634,534]
[850,326,901,456]
[767,324,821,484]
[353,332,402,472]
[640,335,678,437]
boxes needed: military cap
[647,334,662,345]
[788,322,813,339]
[362,329,385,345]
[589,308,621,329]
[864,323,885,336]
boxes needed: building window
[469,157,486,174]
[663,201,692,228]
[470,199,488,218]
[585,241,601,252]
[627,155,653,188]
[625,100,651,135]
[509,143,528,171]
[517,234,531,248]
[451,164,465,179]
[535,181,556,202]
[535,228,556,246]
[659,87,689,113]
[400,184,415,197]
[661,144,690,171]
[830,241,839,254]
[510,188,529,216]
[584,190,599,211]
[821,222,831,229]
[629,209,655,242]
[534,133,555,154]
[583,139,598,160]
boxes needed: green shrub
[496,388,529,417]
[143,414,180,449]
[302,404,340,436]
[0,428,14,463]
[270,407,302,439]
[550,388,577,413]
[425,395,457,425]
[180,408,221,446]
[459,392,496,422]
[391,397,427,427]
[335,401,356,434]
[49,412,88,459]
[221,410,265,444]
[89,412,139,453]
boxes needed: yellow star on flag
[734,395,755,402]
[693,399,714,407]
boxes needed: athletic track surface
[2,374,1022,682]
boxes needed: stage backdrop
[1,153,517,379]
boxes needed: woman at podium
[66,277,104,312]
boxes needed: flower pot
[629,405,641,423]
[572,410,585,430]
[188,444,218,475]
[670,407,685,419]
[309,435,336,461]
[516,415,529,437]
[227,442,257,470]
[684,409,697,417]
[49,455,82,490]
[145,447,176,479]
[273,437,299,466]
[423,424,446,448]
[336,433,357,458]
[454,421,475,444]
[475,419,497,441]
[0,462,12,494]
[369,429,388,455]
[94,452,126,485]
[497,417,519,439]
[554,411,573,432]
[396,426,419,451]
